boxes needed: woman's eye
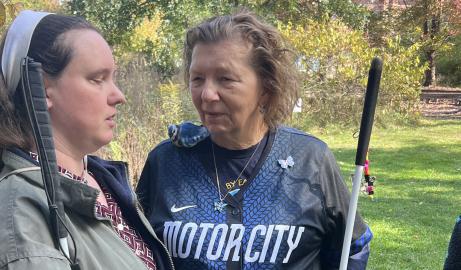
[221,76,234,82]
[190,77,204,85]
[90,78,104,84]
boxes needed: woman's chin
[97,133,114,148]
[204,124,228,135]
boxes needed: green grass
[313,119,461,270]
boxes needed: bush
[280,19,426,129]
[437,35,461,87]
[378,36,427,123]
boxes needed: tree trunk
[422,15,439,87]
[424,49,436,86]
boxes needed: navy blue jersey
[137,126,371,270]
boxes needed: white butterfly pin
[278,156,294,169]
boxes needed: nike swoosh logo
[171,204,197,213]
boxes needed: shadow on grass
[323,123,460,269]
[332,143,461,179]
[417,119,461,128]
[359,178,461,224]
[353,177,461,269]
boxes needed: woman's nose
[201,80,219,102]
[109,82,126,105]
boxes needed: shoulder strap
[0,166,40,182]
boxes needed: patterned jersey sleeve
[318,147,372,270]
[136,150,156,216]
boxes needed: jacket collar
[0,149,133,218]
[87,155,136,207]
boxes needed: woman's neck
[55,149,85,175]
[52,137,86,175]
[211,123,269,150]
[30,142,85,177]
[50,132,90,174]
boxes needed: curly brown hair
[183,10,299,130]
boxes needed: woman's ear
[258,92,269,114]
[43,76,54,110]
[259,91,269,108]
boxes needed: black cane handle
[355,57,382,166]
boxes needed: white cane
[339,57,382,270]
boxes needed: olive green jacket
[0,149,174,270]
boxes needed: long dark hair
[0,14,98,150]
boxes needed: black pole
[20,58,79,269]
[355,57,383,166]
[21,57,65,241]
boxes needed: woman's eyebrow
[87,68,112,76]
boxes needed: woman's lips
[106,115,116,127]
[204,112,223,117]
[204,112,226,123]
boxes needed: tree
[67,0,240,78]
[66,0,371,79]
[399,0,461,86]
[0,0,62,34]
[280,19,425,127]
[67,0,156,46]
[23,0,61,11]
[436,34,461,86]
[0,1,22,30]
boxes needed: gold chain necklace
[211,139,262,212]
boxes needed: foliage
[67,0,183,76]
[437,34,461,86]
[397,0,461,86]
[119,12,178,77]
[22,0,61,11]
[67,0,155,46]
[377,36,427,122]
[400,0,461,32]
[281,19,372,128]
[365,0,461,87]
[0,0,63,45]
[315,0,371,30]
[126,14,162,54]
[146,1,233,78]
[281,19,425,128]
[66,0,372,79]
[0,1,22,29]
[66,0,234,78]
[241,0,370,30]
[366,9,410,47]
[0,0,62,32]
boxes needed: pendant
[229,188,240,197]
[214,201,228,212]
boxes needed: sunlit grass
[311,119,461,270]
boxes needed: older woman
[137,11,371,270]
[0,11,172,269]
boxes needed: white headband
[2,10,51,94]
